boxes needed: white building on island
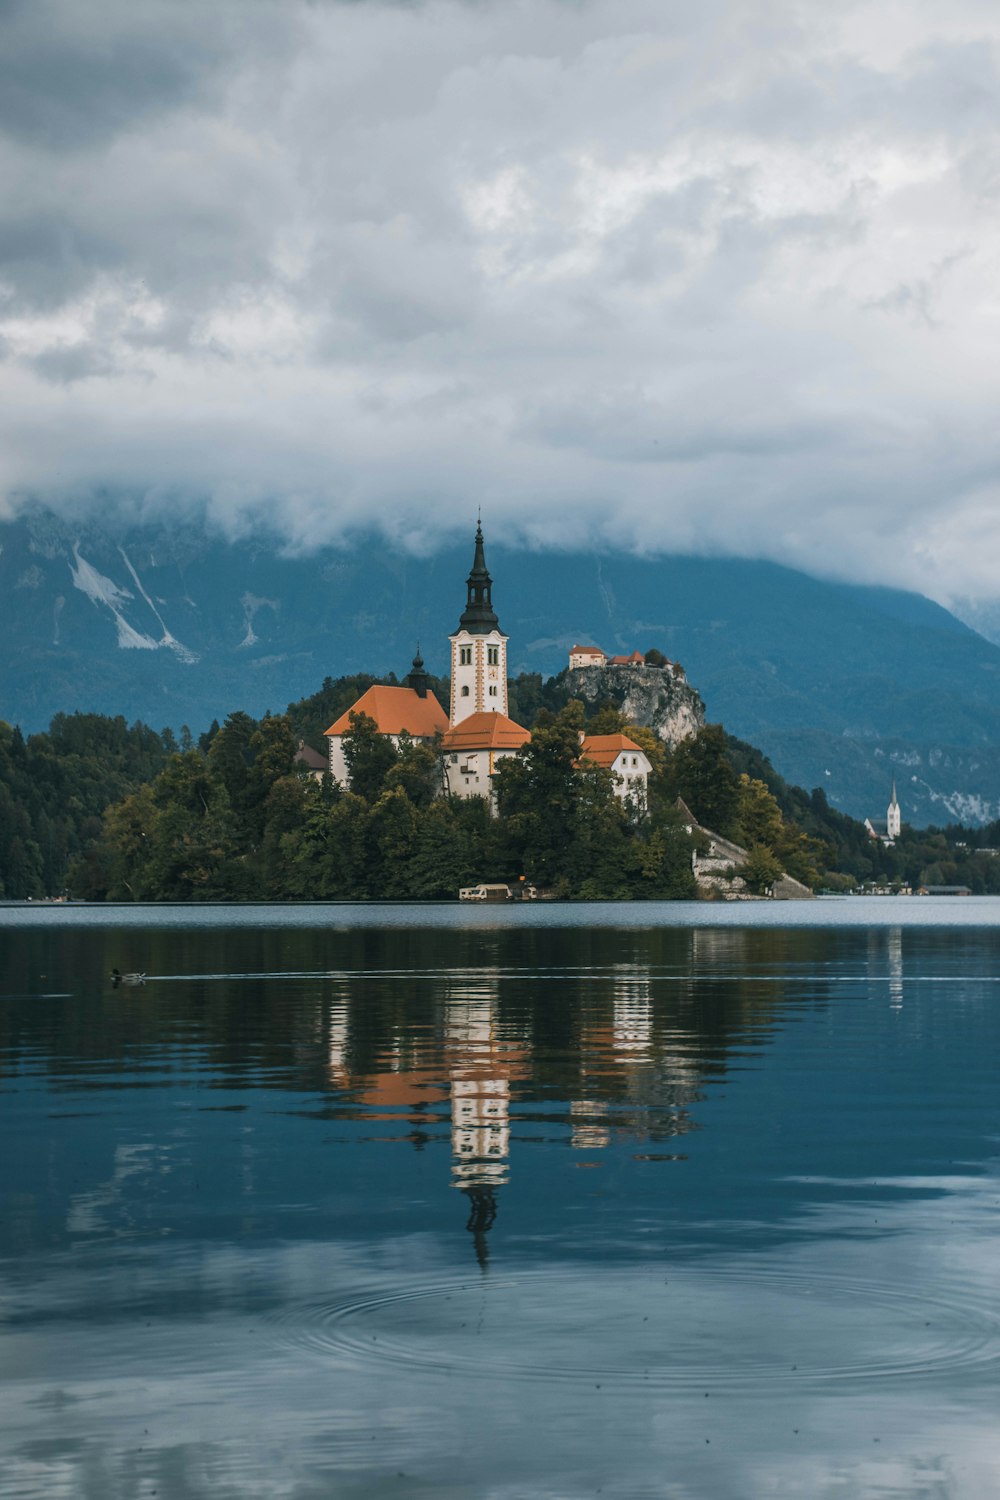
[442,710,530,802]
[579,732,652,808]
[323,654,448,785]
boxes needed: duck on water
[111,968,146,987]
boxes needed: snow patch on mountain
[923,787,1000,825]
[118,547,198,664]
[239,593,279,647]
[70,544,134,614]
[70,543,159,650]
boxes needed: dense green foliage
[68,701,697,901]
[4,669,1000,902]
[0,714,172,898]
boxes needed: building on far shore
[865,780,902,845]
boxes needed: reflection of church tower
[449,523,509,726]
[612,968,653,1061]
[888,926,903,1009]
[445,985,521,1269]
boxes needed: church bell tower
[449,522,508,726]
[887,778,901,840]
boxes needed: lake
[2,900,999,1498]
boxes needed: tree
[494,704,583,888]
[736,775,785,849]
[663,726,742,837]
[341,713,399,802]
[385,733,442,809]
[739,843,783,895]
[587,703,629,735]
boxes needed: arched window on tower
[461,685,470,697]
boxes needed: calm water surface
[2,900,999,1498]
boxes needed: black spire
[458,521,500,634]
[405,646,429,698]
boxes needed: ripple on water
[265,1264,1000,1393]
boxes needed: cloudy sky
[1,0,999,601]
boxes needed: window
[459,646,472,665]
[487,645,499,665]
[461,685,469,697]
[450,754,458,763]
[489,685,497,697]
[631,757,638,766]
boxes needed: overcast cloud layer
[2,0,1000,600]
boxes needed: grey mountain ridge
[3,506,1000,825]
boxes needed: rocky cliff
[563,663,705,749]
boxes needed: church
[865,780,902,845]
[324,523,652,806]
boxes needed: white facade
[608,748,651,807]
[568,645,607,670]
[444,743,524,801]
[449,629,508,725]
[580,734,652,810]
[887,781,901,839]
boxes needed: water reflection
[3,917,1000,1498]
[867,925,905,1008]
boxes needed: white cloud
[2,0,1000,600]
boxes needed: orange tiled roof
[570,644,605,655]
[579,732,646,768]
[441,711,530,753]
[324,685,449,738]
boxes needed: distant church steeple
[449,520,508,725]
[887,778,901,840]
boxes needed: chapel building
[323,652,448,784]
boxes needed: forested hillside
[0,714,172,898]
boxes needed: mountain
[3,506,1000,825]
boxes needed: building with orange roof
[323,652,448,785]
[441,710,530,802]
[579,732,652,808]
[568,643,607,670]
